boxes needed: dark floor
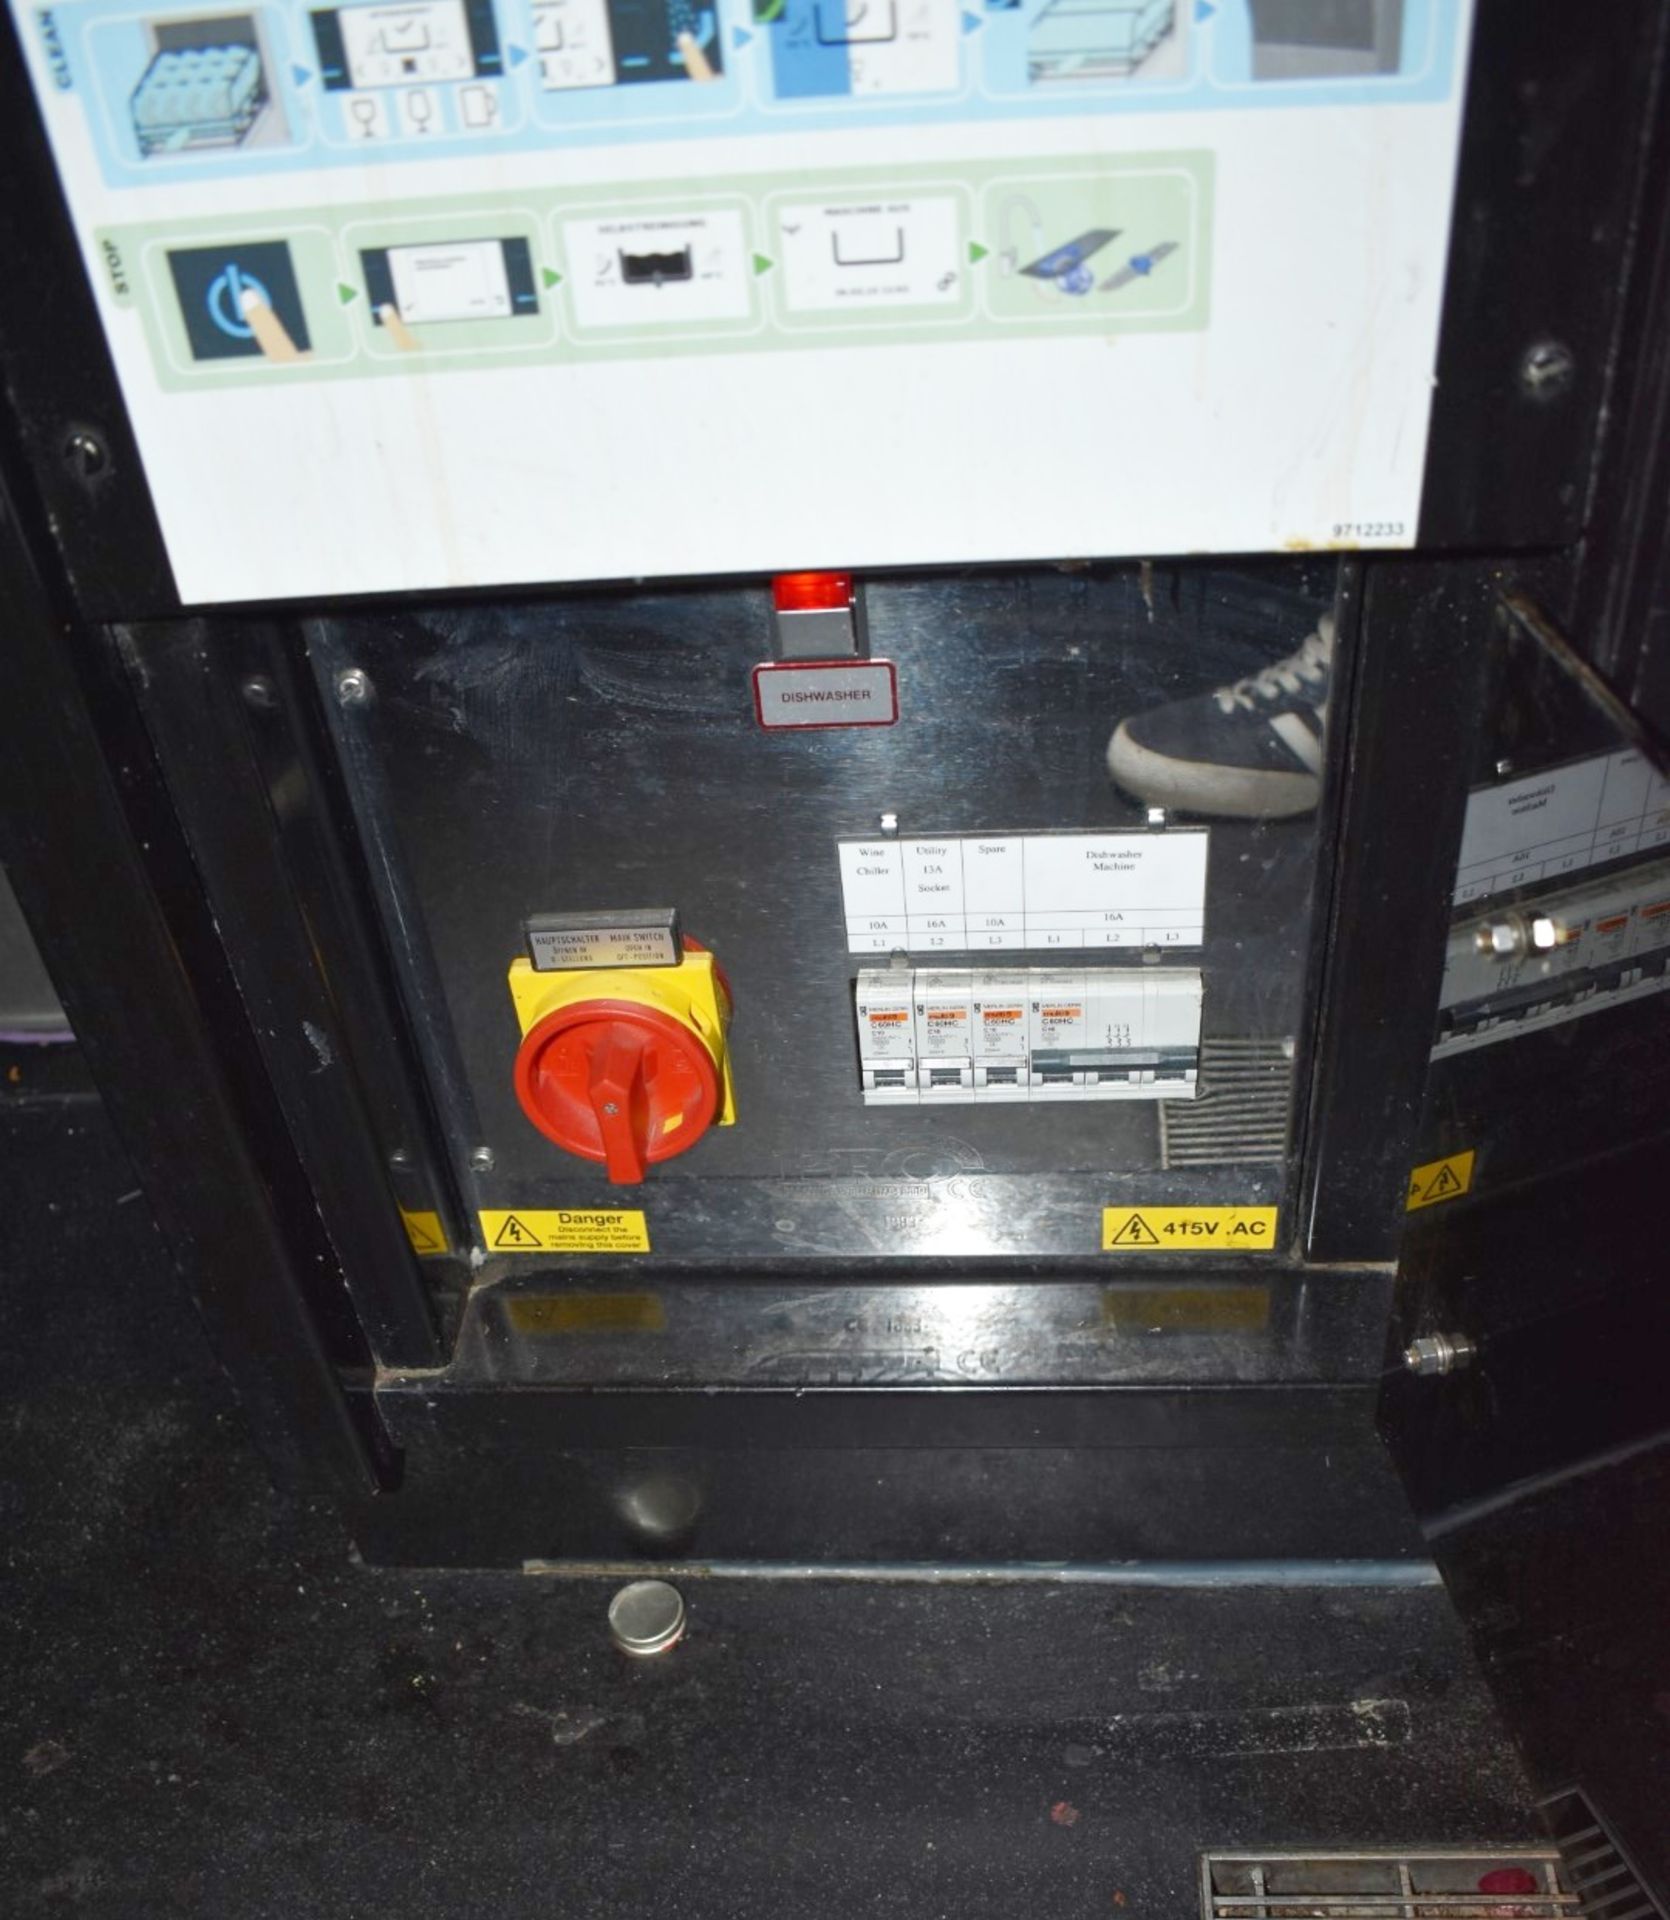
[0,1089,1662,1917]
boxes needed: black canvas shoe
[1106,614,1333,819]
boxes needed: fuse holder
[508,941,735,1184]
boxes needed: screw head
[60,427,110,485]
[388,1147,413,1172]
[469,1146,495,1174]
[240,674,276,710]
[335,668,372,707]
[1519,338,1576,401]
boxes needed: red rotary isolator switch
[507,940,735,1185]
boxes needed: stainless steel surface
[1202,1849,1574,1919]
[606,1579,686,1657]
[774,605,860,661]
[416,1270,1393,1390]
[531,1559,1443,1588]
[1542,1791,1664,1920]
[1403,1332,1478,1378]
[311,567,1335,1264]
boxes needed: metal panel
[0,457,387,1490]
[308,564,1344,1266]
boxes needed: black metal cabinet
[0,1,1666,1581]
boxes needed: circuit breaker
[856,963,1204,1104]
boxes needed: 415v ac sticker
[1102,1206,1279,1251]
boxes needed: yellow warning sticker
[1101,1206,1280,1251]
[479,1208,651,1254]
[506,1293,667,1335]
[1406,1149,1475,1212]
[399,1208,448,1257]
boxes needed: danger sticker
[1101,1206,1279,1251]
[1406,1150,1475,1212]
[399,1207,449,1256]
[479,1208,651,1253]
[753,659,898,730]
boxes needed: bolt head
[469,1146,495,1174]
[1519,338,1576,401]
[240,675,276,710]
[61,428,110,484]
[335,668,371,707]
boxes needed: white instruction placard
[1455,750,1670,905]
[15,0,1474,601]
[838,828,1208,953]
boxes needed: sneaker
[1105,613,1334,819]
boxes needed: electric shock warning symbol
[479,1209,653,1253]
[492,1212,543,1249]
[1101,1206,1280,1251]
[1406,1149,1476,1212]
[1107,1212,1161,1247]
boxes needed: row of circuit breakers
[857,964,1203,1104]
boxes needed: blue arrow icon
[962,8,981,29]
[291,62,313,86]
[1195,0,1215,19]
[732,24,753,47]
[506,41,529,65]
[1131,253,1153,275]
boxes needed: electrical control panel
[291,563,1332,1262]
[1435,856,1670,1058]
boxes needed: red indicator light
[773,571,853,613]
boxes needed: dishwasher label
[754,659,899,729]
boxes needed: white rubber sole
[1106,722,1320,820]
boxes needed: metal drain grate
[1541,1789,1664,1920]
[1161,1036,1294,1167]
[1201,1848,1576,1918]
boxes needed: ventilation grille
[1162,1036,1294,1167]
[1201,1848,1575,1918]
[1542,1789,1664,1920]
